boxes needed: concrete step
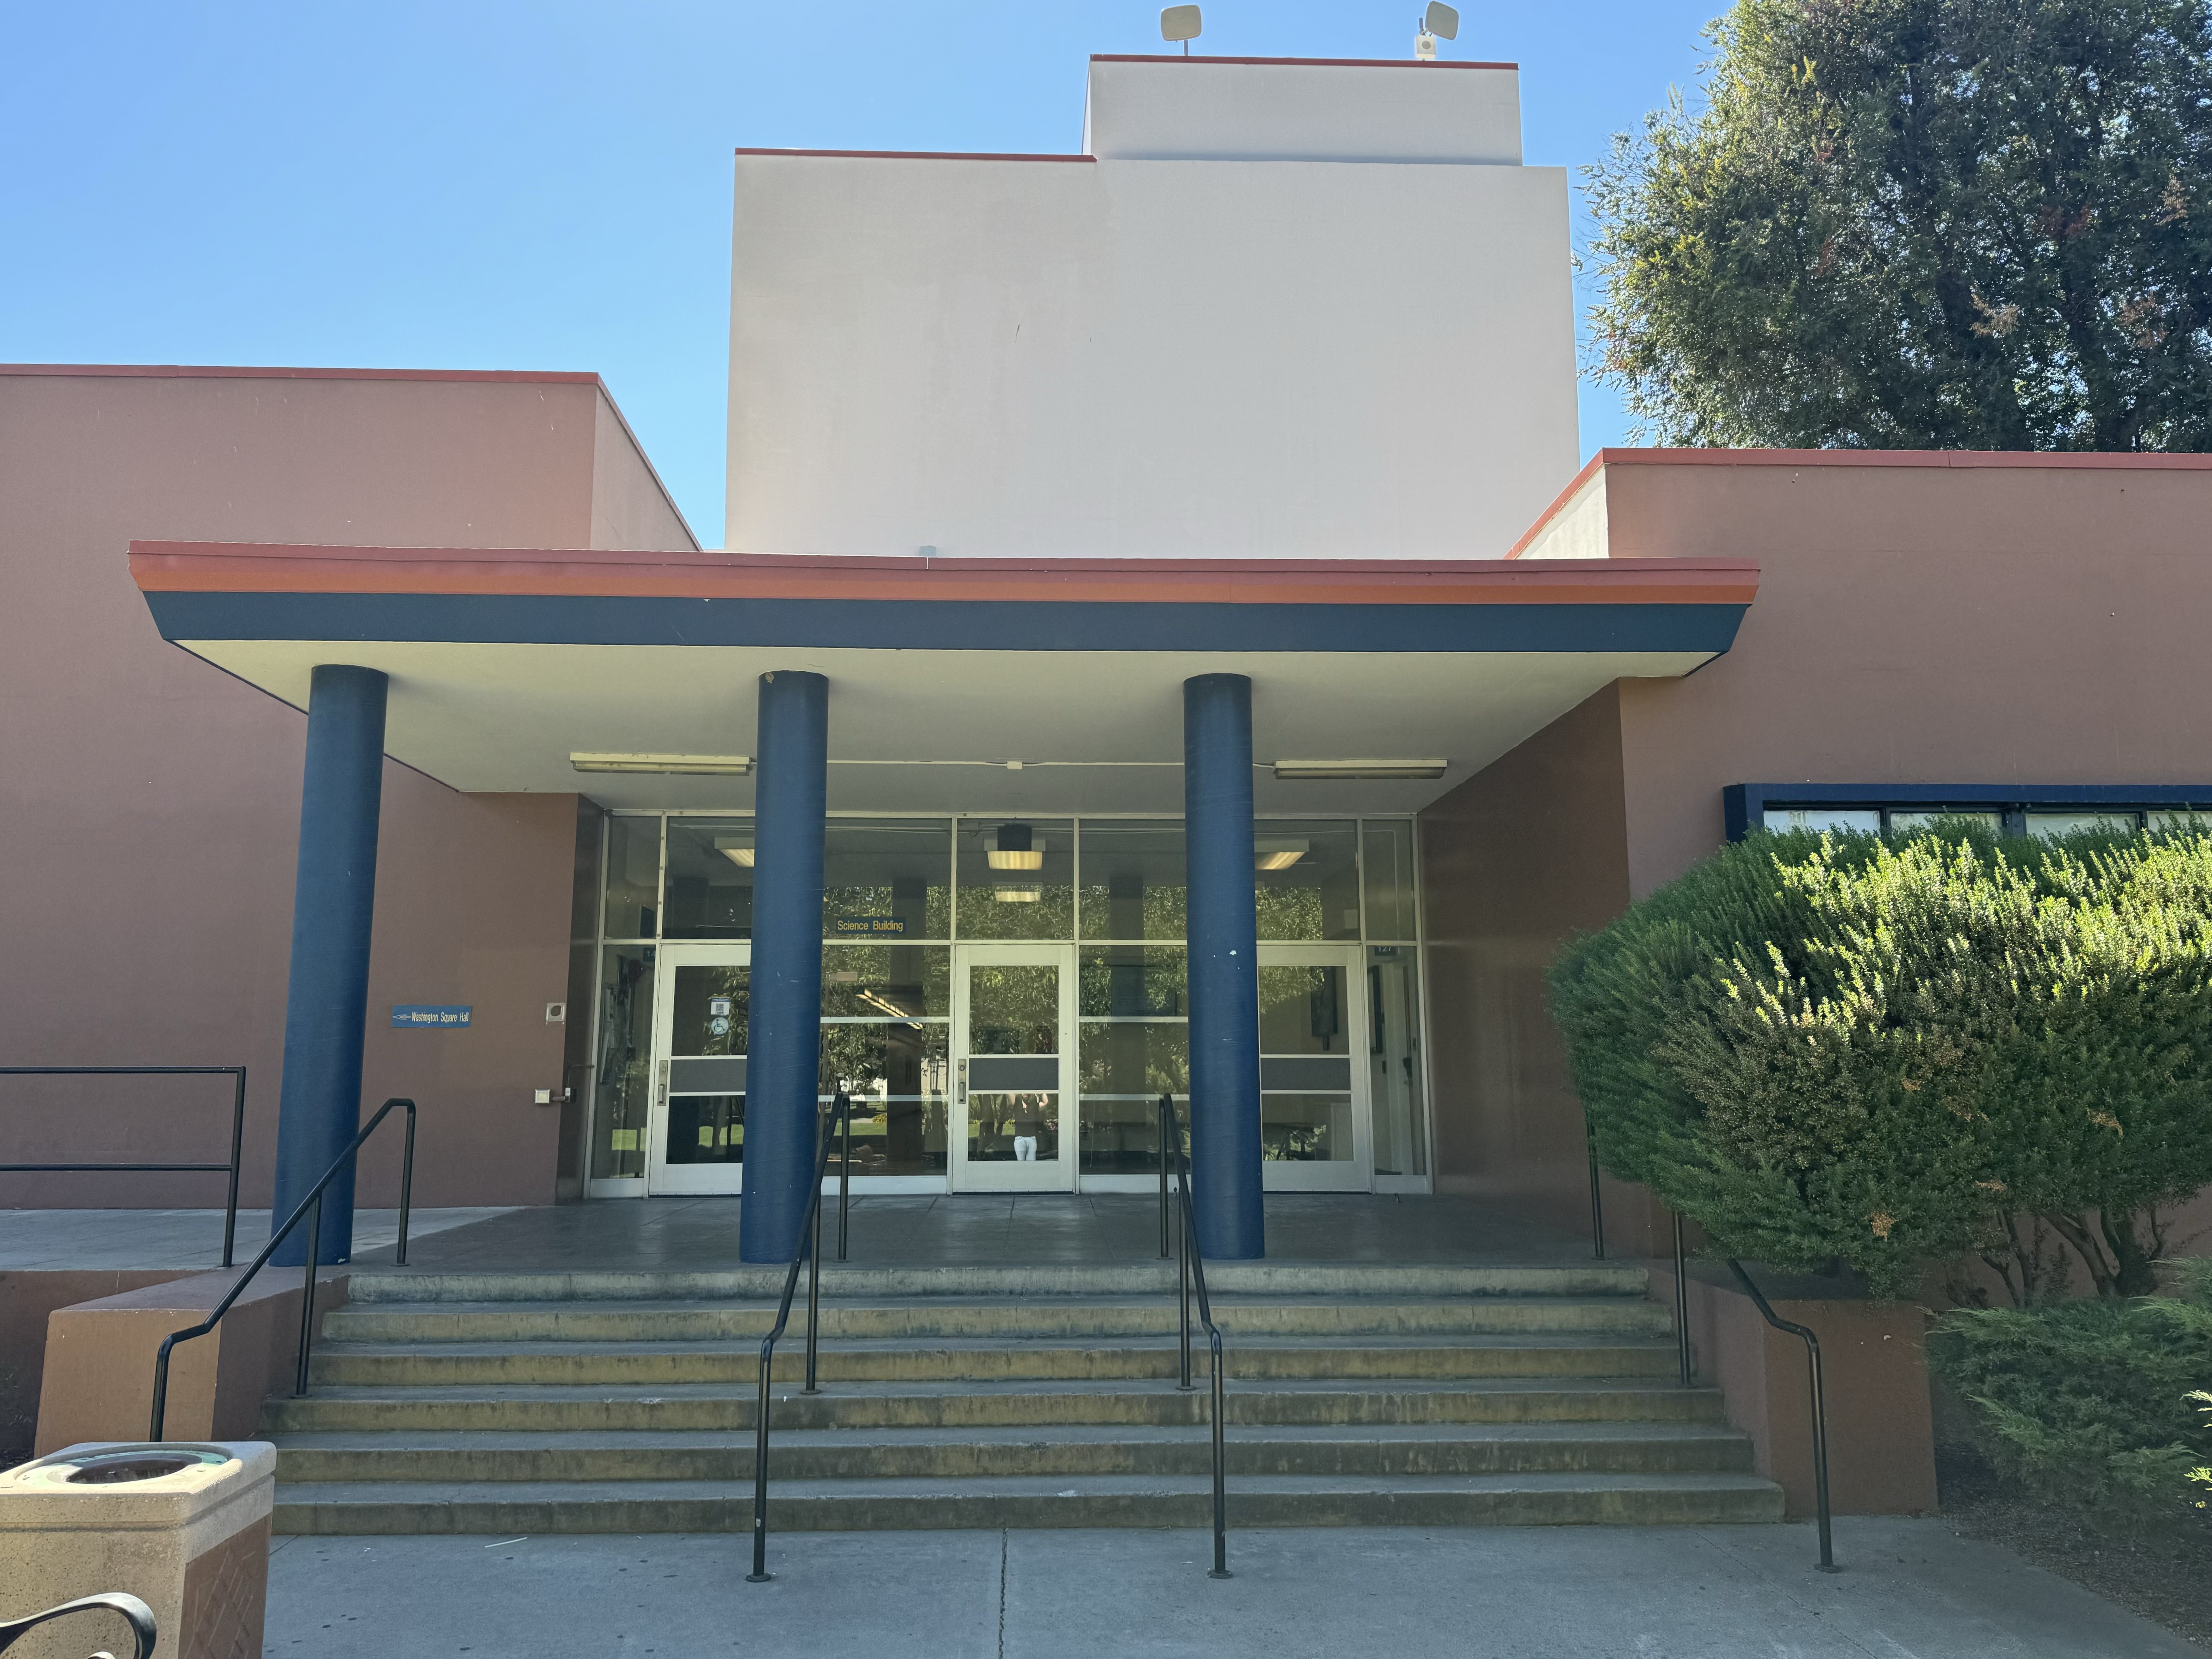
[264,1377,1731,1433]
[341,1262,1650,1304]
[270,1470,1786,1534]
[320,1295,1673,1344]
[304,1334,1678,1388]
[271,1421,1758,1483]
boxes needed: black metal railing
[1672,1211,1692,1387]
[1727,1258,1838,1572]
[748,1092,847,1584]
[1,1067,248,1267]
[1583,1112,1606,1259]
[1158,1093,1229,1579]
[148,1097,416,1441]
[0,1591,158,1657]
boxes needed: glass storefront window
[955,819,1074,939]
[1078,820,1186,940]
[1367,946,1427,1176]
[1076,944,1187,1176]
[663,819,755,939]
[822,943,950,1019]
[821,1022,949,1177]
[1361,820,1418,941]
[1255,820,1360,942]
[590,944,655,1179]
[602,816,661,939]
[824,818,952,939]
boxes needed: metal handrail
[1583,1111,1605,1259]
[1158,1093,1230,1579]
[748,1093,845,1584]
[1,1067,248,1267]
[0,1591,158,1658]
[1672,1211,1692,1387]
[148,1097,415,1441]
[1726,1259,1838,1572]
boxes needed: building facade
[3,55,2209,1266]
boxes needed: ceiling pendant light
[986,822,1045,870]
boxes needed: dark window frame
[1724,784,2212,842]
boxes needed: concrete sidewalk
[264,1520,2203,1658]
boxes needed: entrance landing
[349,1194,1593,1275]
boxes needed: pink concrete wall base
[35,1270,349,1455]
[1653,1259,1937,1518]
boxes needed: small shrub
[1930,1271,2212,1517]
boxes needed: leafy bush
[1549,824,2212,1298]
[1930,1271,2212,1515]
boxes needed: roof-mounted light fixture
[1273,758,1447,781]
[1160,5,1200,55]
[1416,2,1458,59]
[570,752,751,775]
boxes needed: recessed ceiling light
[1272,759,1447,781]
[994,885,1043,903]
[714,838,755,869]
[1255,838,1310,871]
[571,752,751,775]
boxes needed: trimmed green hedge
[1548,823,2212,1299]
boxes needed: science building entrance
[588,814,1430,1200]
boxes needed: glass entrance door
[647,943,751,1195]
[1257,945,1373,1191]
[950,942,1076,1193]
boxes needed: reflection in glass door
[951,943,1076,1192]
[648,944,751,1195]
[1257,946,1372,1191]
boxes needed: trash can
[0,1441,275,1659]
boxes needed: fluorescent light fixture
[571,752,751,775]
[1255,838,1310,872]
[1272,758,1447,781]
[713,838,755,869]
[994,885,1043,903]
[986,823,1045,871]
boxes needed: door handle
[957,1057,968,1104]
[657,1059,669,1108]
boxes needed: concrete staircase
[263,1263,1784,1534]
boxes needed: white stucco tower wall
[726,55,1578,560]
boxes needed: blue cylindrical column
[271,665,389,1266]
[1183,673,1264,1259]
[739,670,830,1263]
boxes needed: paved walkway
[339,1193,1595,1273]
[0,1208,512,1270]
[263,1521,2202,1658]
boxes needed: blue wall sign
[392,1004,472,1028]
[831,916,907,936]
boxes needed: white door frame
[1257,942,1374,1192]
[647,941,752,1196]
[948,941,1078,1194]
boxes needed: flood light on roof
[571,752,751,775]
[1160,5,1201,51]
[1273,758,1447,781]
[1424,3,1460,39]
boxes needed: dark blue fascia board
[1726,782,2212,841]
[147,591,1749,656]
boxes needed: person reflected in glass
[1012,1094,1043,1162]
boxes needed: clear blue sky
[2,2,1722,540]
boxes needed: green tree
[1587,0,2212,450]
